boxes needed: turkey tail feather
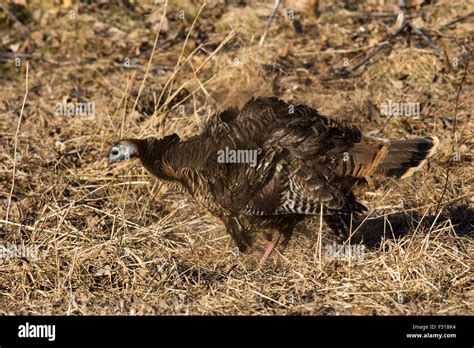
[336,136,439,179]
[376,136,439,178]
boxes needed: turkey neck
[134,136,211,184]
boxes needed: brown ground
[0,0,472,315]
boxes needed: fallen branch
[345,23,408,75]
[259,0,281,46]
[0,3,24,26]
[409,23,441,55]
[438,11,474,30]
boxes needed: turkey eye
[111,149,119,156]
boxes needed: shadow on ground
[351,204,473,247]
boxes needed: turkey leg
[259,234,281,266]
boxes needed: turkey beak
[107,154,115,167]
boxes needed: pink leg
[259,234,281,266]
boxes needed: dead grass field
[0,0,472,315]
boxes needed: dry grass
[0,0,472,315]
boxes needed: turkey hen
[107,97,439,263]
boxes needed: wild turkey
[107,97,439,264]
